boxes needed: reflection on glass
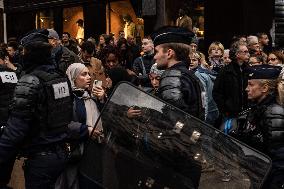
[80,82,272,189]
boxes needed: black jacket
[0,65,17,126]
[213,62,248,117]
[158,61,205,120]
[237,94,284,188]
[132,54,155,87]
[0,65,72,164]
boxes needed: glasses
[238,50,249,54]
[268,57,278,61]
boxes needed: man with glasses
[213,41,249,128]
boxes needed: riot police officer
[237,65,284,188]
[0,49,18,189]
[152,26,205,120]
[0,29,73,188]
[151,26,204,188]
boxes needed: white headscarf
[66,63,86,91]
[66,63,102,130]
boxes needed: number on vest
[52,82,70,99]
[0,72,18,84]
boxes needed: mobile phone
[131,105,140,110]
[94,80,102,87]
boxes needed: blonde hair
[259,78,284,106]
[278,73,284,106]
[208,41,224,56]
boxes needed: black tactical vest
[159,67,205,121]
[31,70,73,136]
[0,68,18,125]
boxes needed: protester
[56,63,105,189]
[189,52,219,125]
[147,63,164,95]
[213,41,249,128]
[132,37,155,90]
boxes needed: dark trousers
[23,148,67,189]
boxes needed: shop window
[63,6,83,39]
[36,10,54,29]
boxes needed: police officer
[0,29,73,188]
[237,65,284,188]
[151,26,204,188]
[152,26,205,120]
[0,49,18,189]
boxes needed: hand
[92,85,105,100]
[126,69,137,76]
[127,106,142,118]
[4,56,17,71]
[105,77,112,89]
[88,127,104,142]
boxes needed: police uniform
[151,26,204,188]
[0,64,18,189]
[0,30,73,188]
[237,65,284,189]
[152,26,205,120]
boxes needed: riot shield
[79,82,271,189]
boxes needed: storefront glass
[36,10,54,29]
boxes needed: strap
[139,57,147,76]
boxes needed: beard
[156,62,167,70]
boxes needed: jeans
[23,148,67,189]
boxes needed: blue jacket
[193,66,219,124]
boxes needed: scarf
[66,63,102,131]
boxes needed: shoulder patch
[0,71,18,83]
[52,82,70,99]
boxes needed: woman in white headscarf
[56,63,105,189]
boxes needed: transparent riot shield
[79,82,271,189]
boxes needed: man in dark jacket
[0,29,73,188]
[48,29,79,73]
[213,41,249,124]
[62,32,79,55]
[152,26,204,188]
[152,26,205,120]
[132,37,155,89]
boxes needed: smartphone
[94,80,102,88]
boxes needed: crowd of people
[0,25,284,189]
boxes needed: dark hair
[160,43,190,62]
[0,49,7,60]
[256,32,267,39]
[249,54,264,64]
[62,32,71,38]
[269,50,284,64]
[117,38,128,48]
[7,41,18,51]
[229,41,247,62]
[76,19,84,27]
[80,41,95,54]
